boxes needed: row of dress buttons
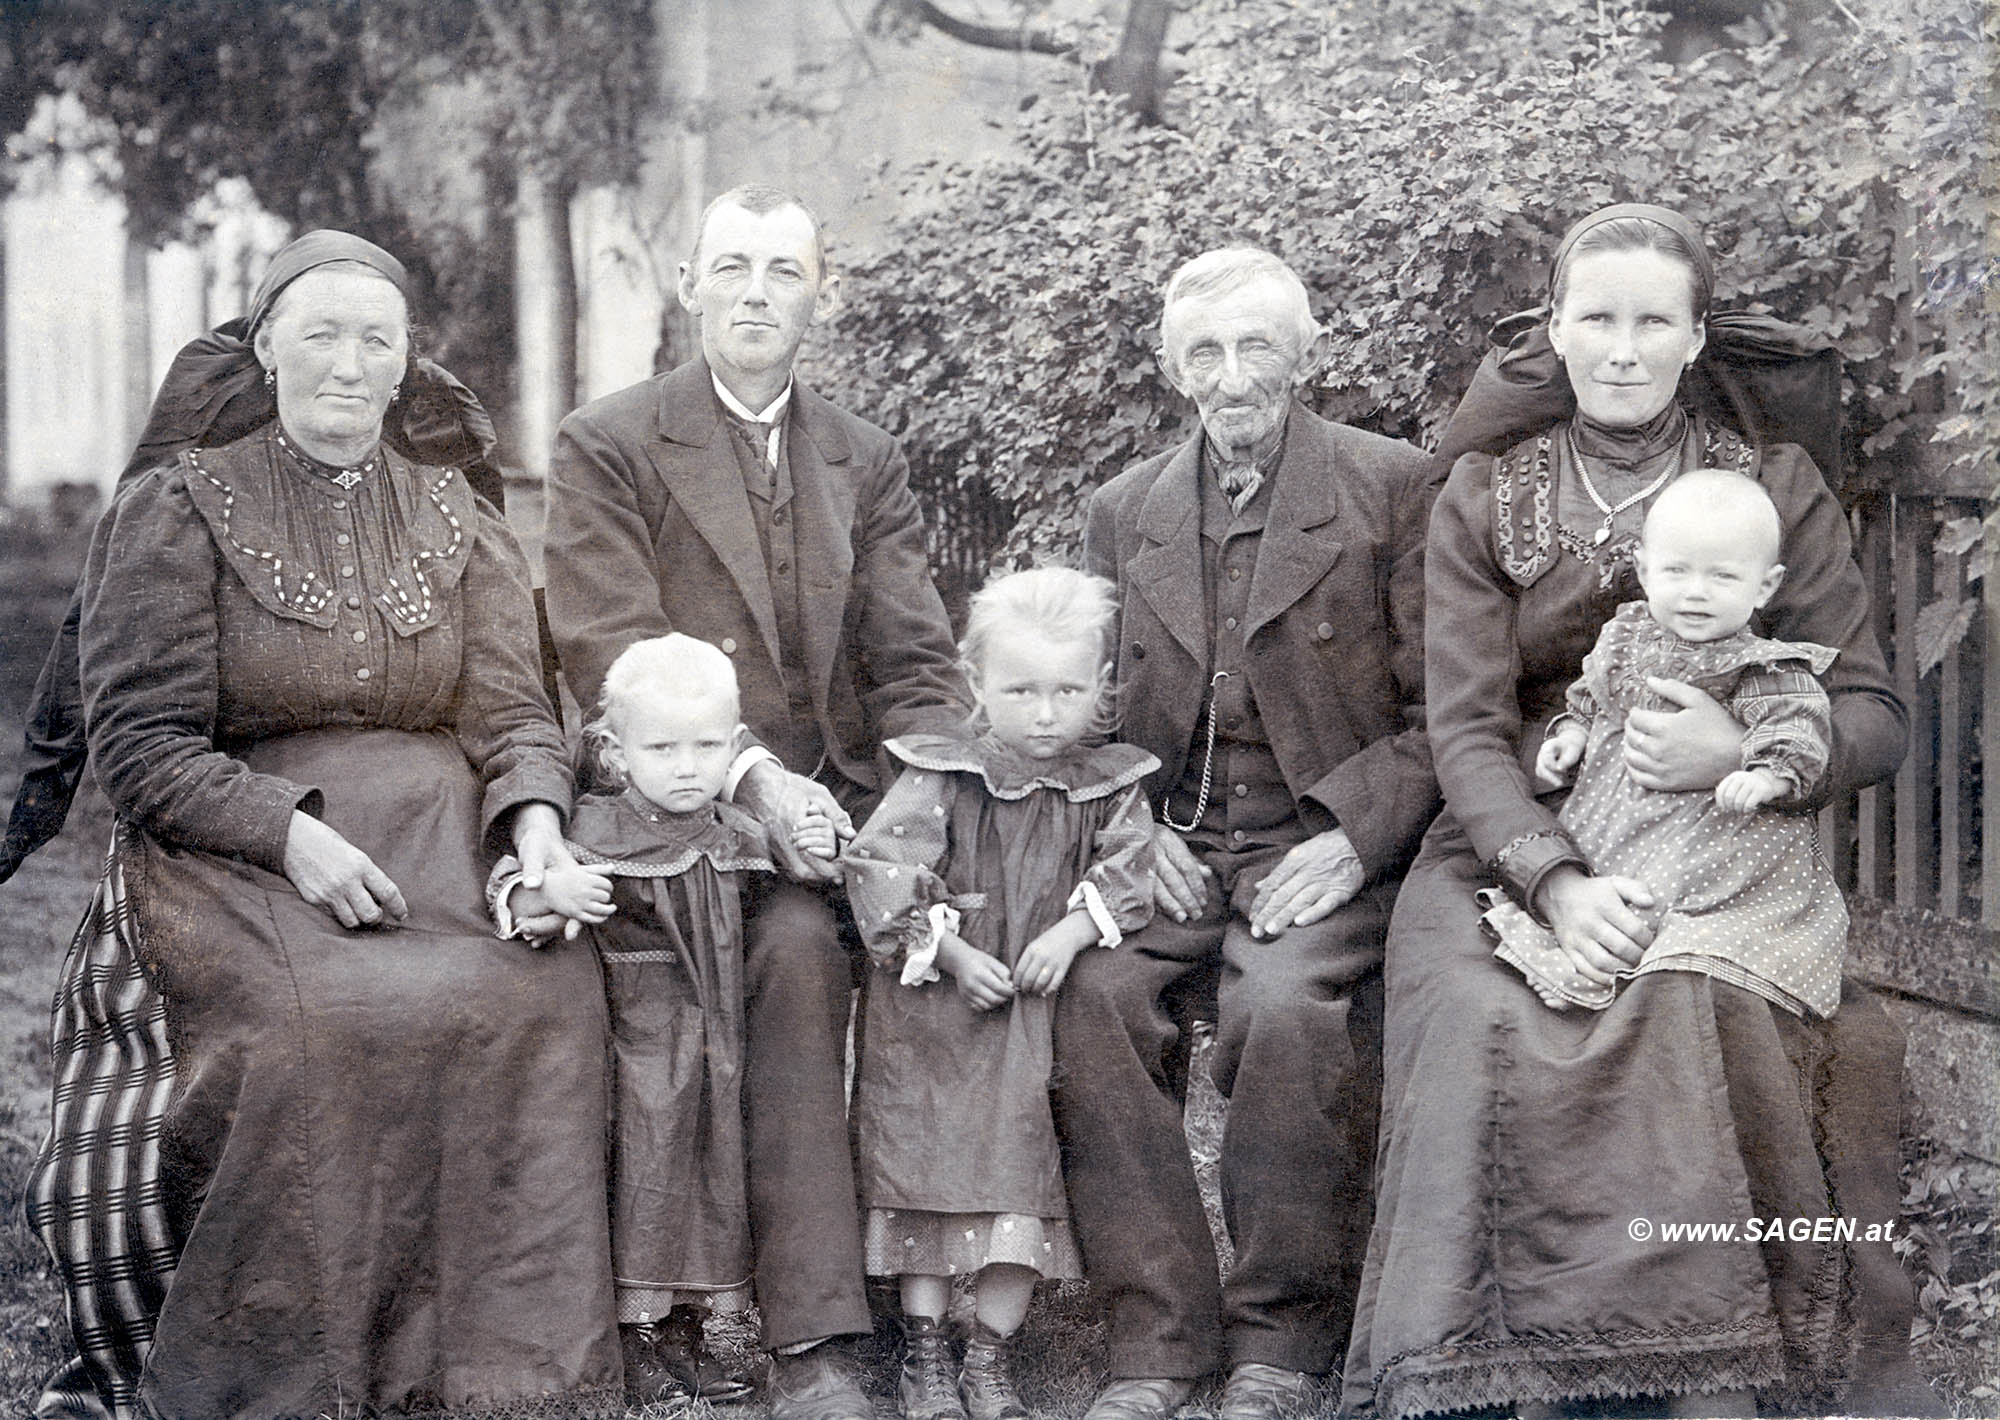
[331,499,370,680]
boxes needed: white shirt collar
[711,372,794,425]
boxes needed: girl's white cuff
[1066,879,1122,948]
[901,901,960,986]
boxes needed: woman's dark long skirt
[30,728,621,1420]
[1342,814,1913,1420]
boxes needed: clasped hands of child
[511,804,844,939]
[512,801,1088,1000]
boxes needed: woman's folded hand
[283,809,409,929]
[1534,865,1654,983]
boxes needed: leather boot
[958,1320,1028,1420]
[899,1315,968,1420]
[653,1303,755,1402]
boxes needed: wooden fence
[1828,477,1993,930]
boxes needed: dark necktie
[727,411,778,470]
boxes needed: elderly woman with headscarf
[1340,204,1934,1419]
[23,231,620,1420]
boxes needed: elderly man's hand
[1623,677,1744,792]
[736,760,853,883]
[1151,823,1215,922]
[1248,828,1363,938]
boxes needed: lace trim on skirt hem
[1371,1321,1784,1420]
[399,1382,626,1419]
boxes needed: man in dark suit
[1058,248,1440,1420]
[544,185,966,1419]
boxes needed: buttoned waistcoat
[1081,406,1442,881]
[545,358,967,795]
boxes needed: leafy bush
[816,0,1998,622]
[1900,1137,2000,1413]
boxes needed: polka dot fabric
[1486,601,1848,1018]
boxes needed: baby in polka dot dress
[1484,469,1849,1019]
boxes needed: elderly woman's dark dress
[25,236,619,1420]
[1341,210,1919,1420]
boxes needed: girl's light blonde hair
[959,566,1122,738]
[582,633,739,788]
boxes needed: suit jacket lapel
[1245,409,1344,640]
[785,384,857,710]
[651,361,783,673]
[1129,438,1208,665]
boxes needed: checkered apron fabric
[26,829,177,1420]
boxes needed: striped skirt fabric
[26,829,177,1420]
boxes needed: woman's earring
[389,386,401,404]
[263,368,275,389]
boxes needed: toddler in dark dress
[842,568,1157,1420]
[496,633,817,1408]
[1486,470,1848,1017]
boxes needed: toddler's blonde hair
[1642,468,1783,567]
[583,633,740,787]
[960,566,1121,738]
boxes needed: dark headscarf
[1547,201,1714,311]
[121,230,500,495]
[1,230,506,881]
[1434,201,1842,484]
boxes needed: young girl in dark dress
[499,634,804,1410]
[842,568,1158,1420]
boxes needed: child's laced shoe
[623,1304,754,1408]
[899,1315,968,1420]
[958,1320,1029,1420]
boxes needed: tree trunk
[1099,0,1172,120]
[122,235,151,461]
[512,157,577,485]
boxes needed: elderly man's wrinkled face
[1161,275,1316,462]
[678,201,839,396]
[256,268,409,463]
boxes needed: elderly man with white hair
[1056,247,1441,1420]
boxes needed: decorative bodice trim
[883,732,1160,803]
[1491,416,1757,590]
[178,430,475,635]
[563,795,773,878]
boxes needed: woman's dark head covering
[1547,202,1714,316]
[1433,200,1841,481]
[244,228,410,338]
[121,228,500,499]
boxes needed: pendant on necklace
[330,469,364,490]
[1593,523,1612,547]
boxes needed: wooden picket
[1832,476,1992,934]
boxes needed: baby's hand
[1714,767,1786,814]
[936,931,1014,1011]
[533,861,617,926]
[1536,726,1587,789]
[791,807,839,861]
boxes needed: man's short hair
[1161,247,1320,350]
[690,184,828,281]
